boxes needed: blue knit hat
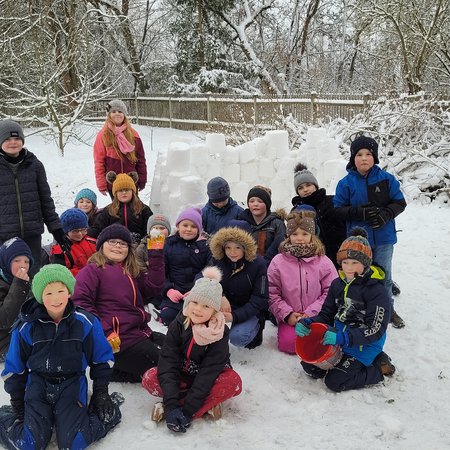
[0,237,33,283]
[96,224,132,251]
[74,188,97,207]
[60,208,89,233]
[207,177,230,202]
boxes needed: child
[142,267,242,433]
[0,119,71,276]
[74,187,100,226]
[88,171,153,244]
[268,211,337,354]
[50,208,97,276]
[0,264,122,449]
[0,238,33,360]
[291,163,346,268]
[209,226,268,349]
[202,176,244,235]
[334,136,407,328]
[295,228,395,392]
[239,185,286,264]
[159,207,211,326]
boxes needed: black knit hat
[0,237,33,283]
[96,224,132,251]
[350,136,379,167]
[247,186,272,212]
[207,177,230,202]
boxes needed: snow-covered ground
[1,124,449,449]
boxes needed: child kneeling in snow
[0,265,122,449]
[295,228,395,392]
[142,267,242,433]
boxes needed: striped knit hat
[336,227,372,268]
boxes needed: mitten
[10,398,24,422]
[147,229,165,250]
[295,318,312,337]
[167,289,184,303]
[89,384,115,423]
[323,328,347,346]
[367,207,393,229]
[107,332,121,353]
[166,407,191,433]
[52,228,75,267]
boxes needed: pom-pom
[128,171,139,183]
[349,226,368,239]
[149,228,161,238]
[106,170,117,185]
[202,266,222,282]
[293,162,308,174]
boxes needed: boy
[201,177,243,235]
[333,136,407,328]
[295,228,395,392]
[0,119,72,276]
[0,265,122,449]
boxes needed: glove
[10,398,24,422]
[367,207,393,229]
[322,328,347,346]
[167,289,184,303]
[52,228,75,267]
[89,384,115,423]
[166,407,191,433]
[295,318,312,337]
[107,332,121,353]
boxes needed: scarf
[107,123,134,155]
[283,242,317,259]
[192,312,226,346]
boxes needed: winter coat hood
[209,227,257,261]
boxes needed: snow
[1,123,450,449]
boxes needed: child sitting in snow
[0,264,122,449]
[268,211,337,354]
[295,228,395,392]
[142,267,242,433]
[74,188,100,227]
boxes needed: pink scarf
[192,312,226,346]
[108,123,135,154]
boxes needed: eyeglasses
[106,239,129,248]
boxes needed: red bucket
[295,322,342,370]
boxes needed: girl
[72,224,165,382]
[268,211,337,354]
[93,99,147,197]
[209,225,268,349]
[142,267,242,433]
[159,207,210,326]
[74,188,100,227]
[88,171,152,244]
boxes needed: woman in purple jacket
[72,224,165,382]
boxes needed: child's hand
[322,328,347,346]
[14,267,29,282]
[287,312,303,326]
[295,318,312,337]
[107,332,121,353]
[167,289,184,303]
[223,312,233,323]
[220,296,231,313]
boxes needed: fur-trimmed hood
[209,227,257,261]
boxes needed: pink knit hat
[176,207,202,232]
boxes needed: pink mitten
[167,289,184,303]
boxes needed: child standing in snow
[142,267,242,433]
[0,264,122,449]
[268,211,337,354]
[74,188,100,227]
[295,228,395,392]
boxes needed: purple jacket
[72,250,164,351]
[268,252,337,323]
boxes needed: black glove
[89,384,115,423]
[52,228,75,267]
[367,207,393,229]
[349,205,378,221]
[10,398,24,422]
[165,407,192,433]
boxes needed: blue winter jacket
[334,165,406,246]
[201,198,244,235]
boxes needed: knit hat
[336,227,372,268]
[286,211,317,236]
[147,214,171,235]
[207,177,230,202]
[74,188,97,208]
[106,171,138,196]
[0,237,33,283]
[349,136,379,167]
[106,99,128,116]
[96,224,132,251]
[294,164,319,192]
[183,266,223,313]
[60,208,89,233]
[176,207,203,232]
[31,264,76,304]
[0,120,25,146]
[247,186,272,212]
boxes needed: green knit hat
[31,264,76,304]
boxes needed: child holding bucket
[268,211,337,354]
[295,227,395,392]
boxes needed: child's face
[42,282,70,322]
[354,149,374,175]
[151,225,169,237]
[289,228,312,245]
[110,110,125,126]
[10,256,30,277]
[1,137,23,157]
[248,197,267,218]
[297,182,317,197]
[212,198,229,209]
[341,259,365,280]
[77,198,93,214]
[67,228,88,242]
[177,220,198,240]
[224,242,245,262]
[116,189,133,204]
[186,300,214,325]
[102,239,129,263]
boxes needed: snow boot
[374,351,396,376]
[206,403,222,420]
[151,402,165,422]
[390,309,405,328]
[392,281,401,296]
[110,392,125,406]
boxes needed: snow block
[166,142,191,172]
[180,176,206,205]
[259,158,274,178]
[239,141,257,164]
[233,181,250,205]
[224,146,240,164]
[223,164,241,183]
[205,133,226,155]
[265,130,289,159]
[241,162,258,184]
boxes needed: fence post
[169,97,173,128]
[253,95,257,128]
[207,94,211,125]
[363,92,371,110]
[310,92,318,124]
[134,92,139,124]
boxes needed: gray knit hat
[294,167,319,192]
[106,99,128,116]
[183,267,223,313]
[207,177,230,202]
[0,120,25,147]
[147,214,171,235]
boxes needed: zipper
[14,176,25,237]
[126,274,146,322]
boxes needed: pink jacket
[268,252,337,323]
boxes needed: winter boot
[151,402,165,422]
[206,403,222,420]
[390,309,405,328]
[110,392,125,406]
[392,281,401,296]
[374,351,396,377]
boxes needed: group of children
[0,112,407,445]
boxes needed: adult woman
[72,224,165,382]
[93,99,147,196]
